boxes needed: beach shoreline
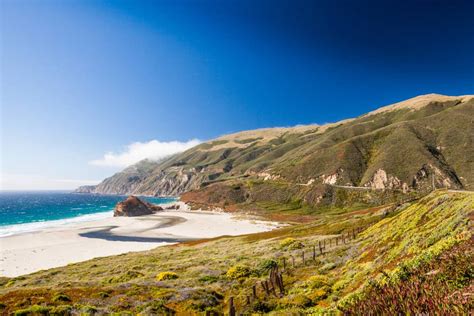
[0,204,279,277]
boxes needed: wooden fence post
[278,273,285,295]
[312,245,316,261]
[261,280,270,295]
[229,297,235,316]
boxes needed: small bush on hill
[49,305,73,316]
[279,237,304,249]
[103,270,144,284]
[52,293,71,303]
[306,275,330,289]
[258,259,278,274]
[14,305,51,316]
[226,265,251,279]
[156,271,178,281]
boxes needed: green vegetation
[279,237,304,249]
[155,271,178,281]
[13,305,51,316]
[226,264,252,279]
[1,191,472,314]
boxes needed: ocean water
[0,191,176,237]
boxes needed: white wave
[0,211,114,238]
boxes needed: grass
[0,191,472,315]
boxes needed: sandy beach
[0,204,278,277]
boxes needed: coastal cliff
[77,94,474,208]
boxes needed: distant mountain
[77,94,474,207]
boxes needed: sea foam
[0,211,113,237]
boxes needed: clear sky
[1,0,473,190]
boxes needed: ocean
[0,191,176,237]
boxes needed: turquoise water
[0,191,175,236]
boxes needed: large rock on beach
[114,196,163,217]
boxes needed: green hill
[77,94,474,210]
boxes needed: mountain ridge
[77,93,474,208]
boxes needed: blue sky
[1,0,473,190]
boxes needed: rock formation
[113,196,163,217]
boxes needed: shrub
[280,294,312,308]
[226,265,251,279]
[306,275,330,289]
[309,288,329,301]
[143,300,174,314]
[50,305,73,316]
[156,271,178,281]
[187,290,224,311]
[258,259,278,274]
[103,270,144,284]
[97,292,110,299]
[78,305,97,315]
[198,275,219,283]
[251,300,273,313]
[279,237,304,249]
[280,237,296,248]
[14,305,51,316]
[52,293,71,303]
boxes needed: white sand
[0,204,279,277]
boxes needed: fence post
[312,245,316,261]
[278,272,285,295]
[302,250,305,265]
[229,297,235,316]
[261,280,269,295]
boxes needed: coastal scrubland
[1,190,472,315]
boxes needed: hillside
[77,93,474,208]
[1,190,472,314]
